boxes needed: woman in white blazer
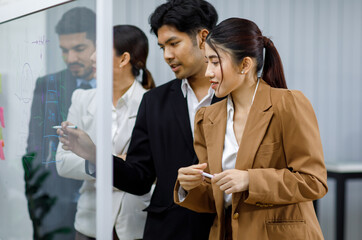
[56,25,155,240]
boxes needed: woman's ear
[118,52,131,68]
[197,28,209,50]
[239,57,254,74]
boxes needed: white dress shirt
[181,79,214,135]
[222,95,239,207]
[76,78,96,88]
[112,81,136,155]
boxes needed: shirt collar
[181,79,214,99]
[76,78,97,88]
[113,80,137,110]
[227,95,234,121]
[181,79,189,98]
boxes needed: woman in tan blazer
[175,18,328,240]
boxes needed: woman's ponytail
[114,25,156,90]
[262,36,287,89]
[141,67,156,90]
[206,18,288,89]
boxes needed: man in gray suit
[26,7,96,240]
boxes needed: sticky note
[0,140,4,160]
[0,127,2,140]
[0,107,4,128]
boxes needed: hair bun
[263,36,273,48]
[135,61,145,69]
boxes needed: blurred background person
[26,7,96,239]
[56,25,155,240]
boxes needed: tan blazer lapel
[233,81,273,207]
[235,80,273,170]
[203,100,227,175]
[202,100,227,214]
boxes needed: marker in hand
[52,125,77,129]
[201,171,214,179]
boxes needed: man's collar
[181,79,214,98]
[181,79,189,98]
[76,78,96,88]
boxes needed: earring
[241,70,245,74]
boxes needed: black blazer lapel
[59,69,77,122]
[170,80,195,156]
[211,94,227,104]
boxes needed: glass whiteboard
[0,1,96,239]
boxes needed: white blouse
[222,79,260,208]
[222,96,239,207]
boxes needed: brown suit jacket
[174,80,328,240]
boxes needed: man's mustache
[68,63,84,68]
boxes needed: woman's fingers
[178,163,208,191]
[212,169,249,193]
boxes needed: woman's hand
[57,121,97,163]
[212,169,249,194]
[177,163,208,191]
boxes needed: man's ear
[197,28,209,49]
[119,52,131,68]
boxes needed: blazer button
[233,212,239,219]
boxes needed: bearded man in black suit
[26,7,96,240]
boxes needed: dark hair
[55,7,96,44]
[206,18,287,89]
[114,25,155,90]
[149,0,218,37]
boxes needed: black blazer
[26,69,82,239]
[113,79,222,240]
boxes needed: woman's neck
[112,71,135,107]
[231,76,258,111]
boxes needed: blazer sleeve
[174,107,216,213]
[56,90,94,181]
[113,94,156,195]
[245,90,328,205]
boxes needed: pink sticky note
[0,107,4,128]
[0,140,4,160]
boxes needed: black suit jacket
[113,79,223,240]
[26,69,83,239]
